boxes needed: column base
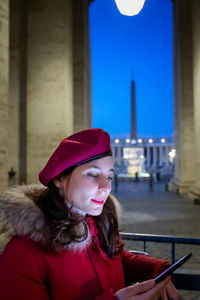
[168,177,195,195]
[187,186,200,204]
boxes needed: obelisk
[130,76,137,140]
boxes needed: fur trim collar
[0,185,120,252]
[0,184,92,251]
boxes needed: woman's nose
[98,177,111,191]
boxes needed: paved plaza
[113,180,200,299]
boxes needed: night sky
[89,0,173,139]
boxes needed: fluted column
[0,0,9,192]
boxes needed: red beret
[39,128,112,186]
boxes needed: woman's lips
[91,198,105,205]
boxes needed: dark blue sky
[89,0,173,139]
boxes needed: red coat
[0,185,170,299]
[0,235,169,300]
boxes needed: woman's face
[54,156,114,216]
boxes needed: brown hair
[36,173,123,256]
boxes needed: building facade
[111,137,175,178]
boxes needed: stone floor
[113,180,200,300]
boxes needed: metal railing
[121,232,200,291]
[121,232,200,263]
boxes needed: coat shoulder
[0,236,44,262]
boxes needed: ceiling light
[114,0,146,16]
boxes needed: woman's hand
[115,277,170,300]
[160,280,179,300]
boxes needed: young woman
[0,128,179,300]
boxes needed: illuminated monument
[111,77,175,179]
[125,76,145,176]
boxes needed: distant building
[111,137,175,178]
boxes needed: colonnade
[1,0,200,202]
[111,144,173,169]
[145,145,171,168]
[0,0,92,192]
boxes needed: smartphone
[154,252,192,284]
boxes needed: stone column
[112,146,116,163]
[117,146,121,166]
[73,0,92,132]
[153,146,157,167]
[0,0,9,192]
[165,146,170,166]
[159,146,163,166]
[26,0,74,183]
[188,0,200,200]
[146,146,151,167]
[169,0,195,194]
[9,0,27,185]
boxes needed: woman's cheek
[83,178,98,188]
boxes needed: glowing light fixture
[131,139,137,144]
[161,138,166,143]
[115,138,120,144]
[169,149,176,161]
[126,138,130,143]
[149,139,153,144]
[114,0,146,16]
[138,138,142,143]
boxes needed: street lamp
[114,0,146,16]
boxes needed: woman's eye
[108,176,113,181]
[87,173,98,179]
